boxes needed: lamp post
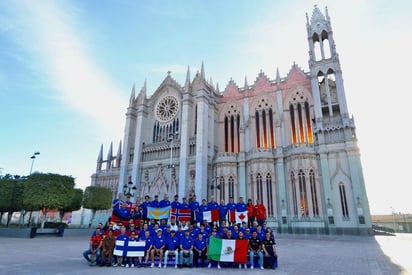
[29,151,40,175]
[167,132,179,183]
[123,180,137,197]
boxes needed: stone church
[91,6,372,235]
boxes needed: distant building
[91,6,372,235]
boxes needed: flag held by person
[126,241,145,257]
[235,210,248,224]
[148,206,171,220]
[170,207,191,222]
[208,237,248,262]
[202,208,219,222]
[113,240,127,257]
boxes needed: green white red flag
[208,237,248,262]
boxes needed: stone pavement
[0,233,410,275]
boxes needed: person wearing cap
[175,223,185,240]
[151,229,165,268]
[164,230,179,268]
[140,229,153,267]
[179,230,193,267]
[114,225,129,267]
[193,232,207,267]
[126,231,139,267]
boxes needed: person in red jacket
[255,199,267,226]
[247,199,256,228]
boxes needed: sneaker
[174,265,178,269]
[239,264,242,269]
[250,265,254,269]
[158,263,162,268]
[243,264,247,269]
[150,263,154,268]
[217,264,221,269]
[208,263,211,268]
[126,264,129,268]
[121,264,125,267]
[260,266,264,270]
[112,263,118,267]
[131,264,134,268]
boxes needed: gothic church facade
[91,6,372,235]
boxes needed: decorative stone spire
[185,65,191,91]
[96,144,103,172]
[116,140,122,167]
[244,76,248,95]
[129,83,135,107]
[276,67,281,88]
[200,61,205,81]
[97,144,103,162]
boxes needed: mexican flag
[208,237,248,262]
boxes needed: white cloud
[9,1,127,134]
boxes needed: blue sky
[1,0,411,215]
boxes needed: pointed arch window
[269,109,275,148]
[255,111,260,147]
[266,173,274,216]
[228,176,234,199]
[309,170,319,216]
[219,176,225,202]
[290,104,297,144]
[291,171,298,216]
[321,30,331,59]
[256,173,263,201]
[223,104,241,153]
[339,182,349,217]
[298,170,308,216]
[297,103,305,143]
[305,101,313,143]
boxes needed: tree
[23,173,75,228]
[58,188,83,222]
[0,175,26,227]
[82,186,112,228]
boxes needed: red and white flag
[235,210,248,224]
[202,208,219,222]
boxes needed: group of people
[82,193,278,270]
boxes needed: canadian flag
[235,211,248,224]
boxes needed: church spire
[129,83,135,107]
[200,61,205,81]
[106,141,113,170]
[96,144,103,172]
[185,65,191,92]
[115,140,122,168]
[276,67,281,88]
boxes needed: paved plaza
[0,233,410,275]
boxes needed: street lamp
[167,132,179,182]
[123,180,137,197]
[29,151,40,175]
